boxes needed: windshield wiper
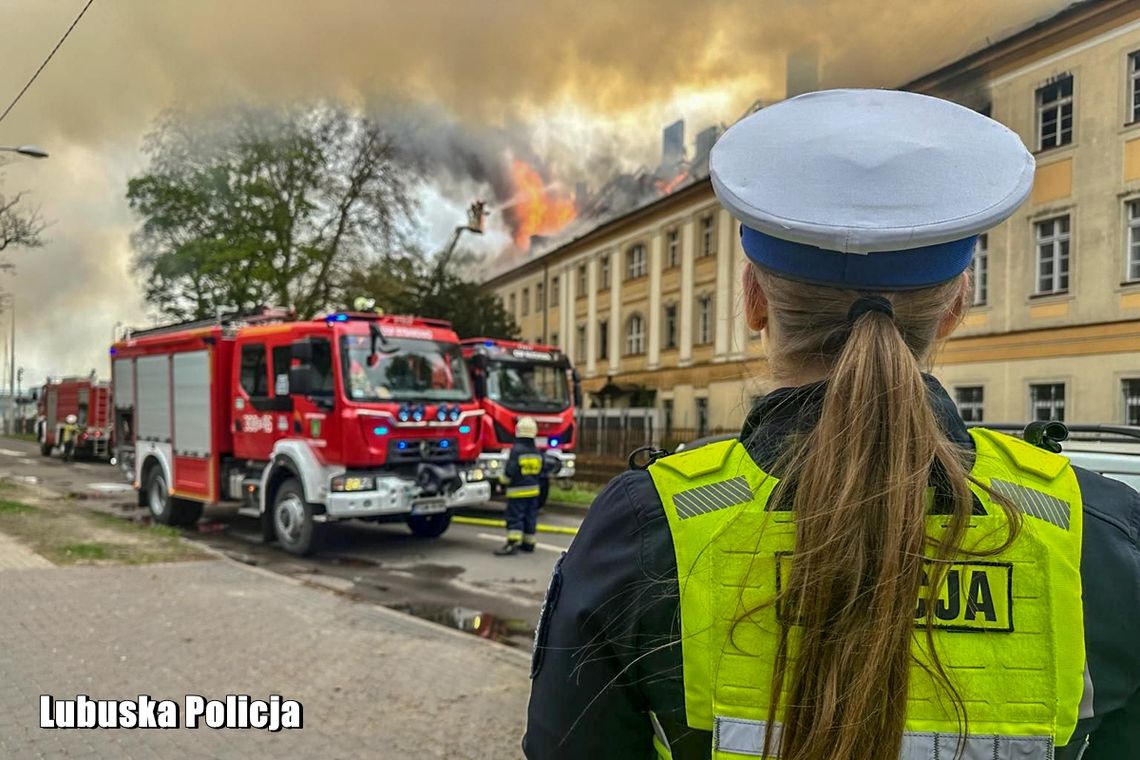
[369,322,400,358]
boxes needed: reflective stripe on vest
[714,717,1054,758]
[647,428,1085,759]
[506,485,541,498]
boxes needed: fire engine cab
[110,310,489,555]
[462,338,580,500]
[35,375,114,460]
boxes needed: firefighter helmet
[65,414,78,424]
[515,416,538,439]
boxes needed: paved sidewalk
[0,531,52,569]
[0,541,532,758]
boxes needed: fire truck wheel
[406,513,452,538]
[273,478,321,556]
[144,467,177,525]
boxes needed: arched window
[625,313,645,356]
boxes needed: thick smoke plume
[0,0,1071,386]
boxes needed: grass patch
[0,490,209,566]
[60,542,110,560]
[548,484,600,506]
[0,499,39,514]
[5,432,37,443]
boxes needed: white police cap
[710,89,1035,290]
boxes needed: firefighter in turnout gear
[524,90,1140,759]
[60,414,80,462]
[495,416,545,556]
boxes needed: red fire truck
[110,310,489,555]
[35,375,114,460]
[462,338,580,501]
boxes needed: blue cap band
[740,226,978,291]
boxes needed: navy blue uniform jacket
[525,378,1140,759]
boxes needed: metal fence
[574,413,734,485]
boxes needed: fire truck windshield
[486,361,569,412]
[341,336,471,402]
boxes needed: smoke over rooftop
[0,0,1072,385]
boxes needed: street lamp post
[0,144,46,432]
[0,145,48,159]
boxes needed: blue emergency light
[373,426,389,436]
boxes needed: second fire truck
[35,375,114,461]
[462,338,580,503]
[111,309,489,555]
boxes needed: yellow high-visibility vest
[647,428,1086,759]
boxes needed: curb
[198,539,532,664]
[452,515,578,535]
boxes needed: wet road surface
[0,437,582,648]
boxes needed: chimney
[661,119,685,170]
[692,125,721,177]
[786,45,820,99]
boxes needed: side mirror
[289,366,314,396]
[291,338,313,363]
[571,368,582,408]
[471,353,488,371]
[473,373,486,399]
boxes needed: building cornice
[903,0,1139,93]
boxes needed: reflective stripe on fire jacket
[646,428,1086,759]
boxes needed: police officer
[495,416,546,556]
[525,90,1140,759]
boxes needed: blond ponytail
[749,267,1019,760]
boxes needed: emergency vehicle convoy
[36,375,114,461]
[110,309,490,555]
[462,338,580,501]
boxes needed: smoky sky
[0,0,1072,387]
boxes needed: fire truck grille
[387,439,459,464]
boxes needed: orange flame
[508,160,577,249]
[655,170,689,196]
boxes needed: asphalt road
[0,437,583,648]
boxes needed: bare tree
[0,178,45,255]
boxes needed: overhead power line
[0,0,97,127]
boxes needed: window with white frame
[598,320,609,360]
[521,287,530,315]
[954,386,984,423]
[663,303,678,349]
[662,399,674,438]
[508,293,516,315]
[697,295,714,344]
[1130,51,1140,124]
[971,233,988,306]
[666,228,680,268]
[600,254,611,289]
[550,276,559,306]
[1030,383,1065,421]
[535,282,545,310]
[1035,215,1070,295]
[1037,75,1073,150]
[626,243,647,280]
[551,332,559,347]
[576,325,586,363]
[700,214,716,257]
[625,314,645,355]
[1127,200,1140,282]
[1124,379,1140,425]
[577,264,587,296]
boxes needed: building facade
[485,0,1140,437]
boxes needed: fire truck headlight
[412,405,425,422]
[435,406,447,422]
[467,468,484,482]
[398,405,411,422]
[331,475,376,492]
[549,438,559,448]
[449,407,461,421]
[488,459,501,469]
